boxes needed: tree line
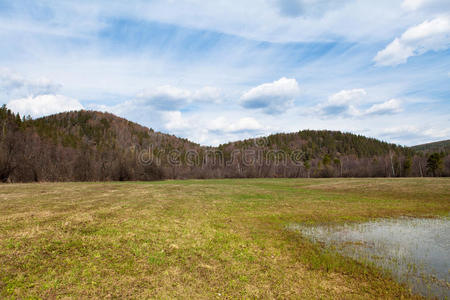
[1,105,448,182]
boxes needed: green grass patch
[0,178,448,298]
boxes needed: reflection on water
[288,218,450,299]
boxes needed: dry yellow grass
[0,178,448,299]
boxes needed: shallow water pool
[288,218,450,299]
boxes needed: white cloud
[366,99,402,115]
[328,88,367,105]
[374,39,414,67]
[210,116,265,133]
[402,0,428,10]
[89,0,435,43]
[380,125,450,145]
[382,125,420,136]
[138,85,192,110]
[0,68,61,97]
[317,88,366,117]
[86,85,224,134]
[165,112,265,134]
[374,16,450,66]
[1,0,440,46]
[137,85,222,110]
[240,77,300,114]
[1,2,448,148]
[402,0,450,11]
[383,125,449,137]
[7,94,83,118]
[228,117,263,132]
[274,0,347,18]
[192,87,222,103]
[317,90,403,117]
[163,111,190,130]
[160,110,270,145]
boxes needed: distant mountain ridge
[1,106,448,182]
[410,140,450,152]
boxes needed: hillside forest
[1,105,449,182]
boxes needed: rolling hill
[0,105,447,182]
[411,140,450,152]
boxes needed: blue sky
[0,0,449,146]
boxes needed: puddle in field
[287,218,450,299]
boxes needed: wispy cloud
[0,1,448,146]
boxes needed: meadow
[0,178,449,299]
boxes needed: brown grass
[0,178,448,299]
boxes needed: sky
[0,0,449,146]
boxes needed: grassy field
[0,178,449,299]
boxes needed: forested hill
[220,130,411,159]
[0,106,200,182]
[1,105,448,182]
[411,140,450,153]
